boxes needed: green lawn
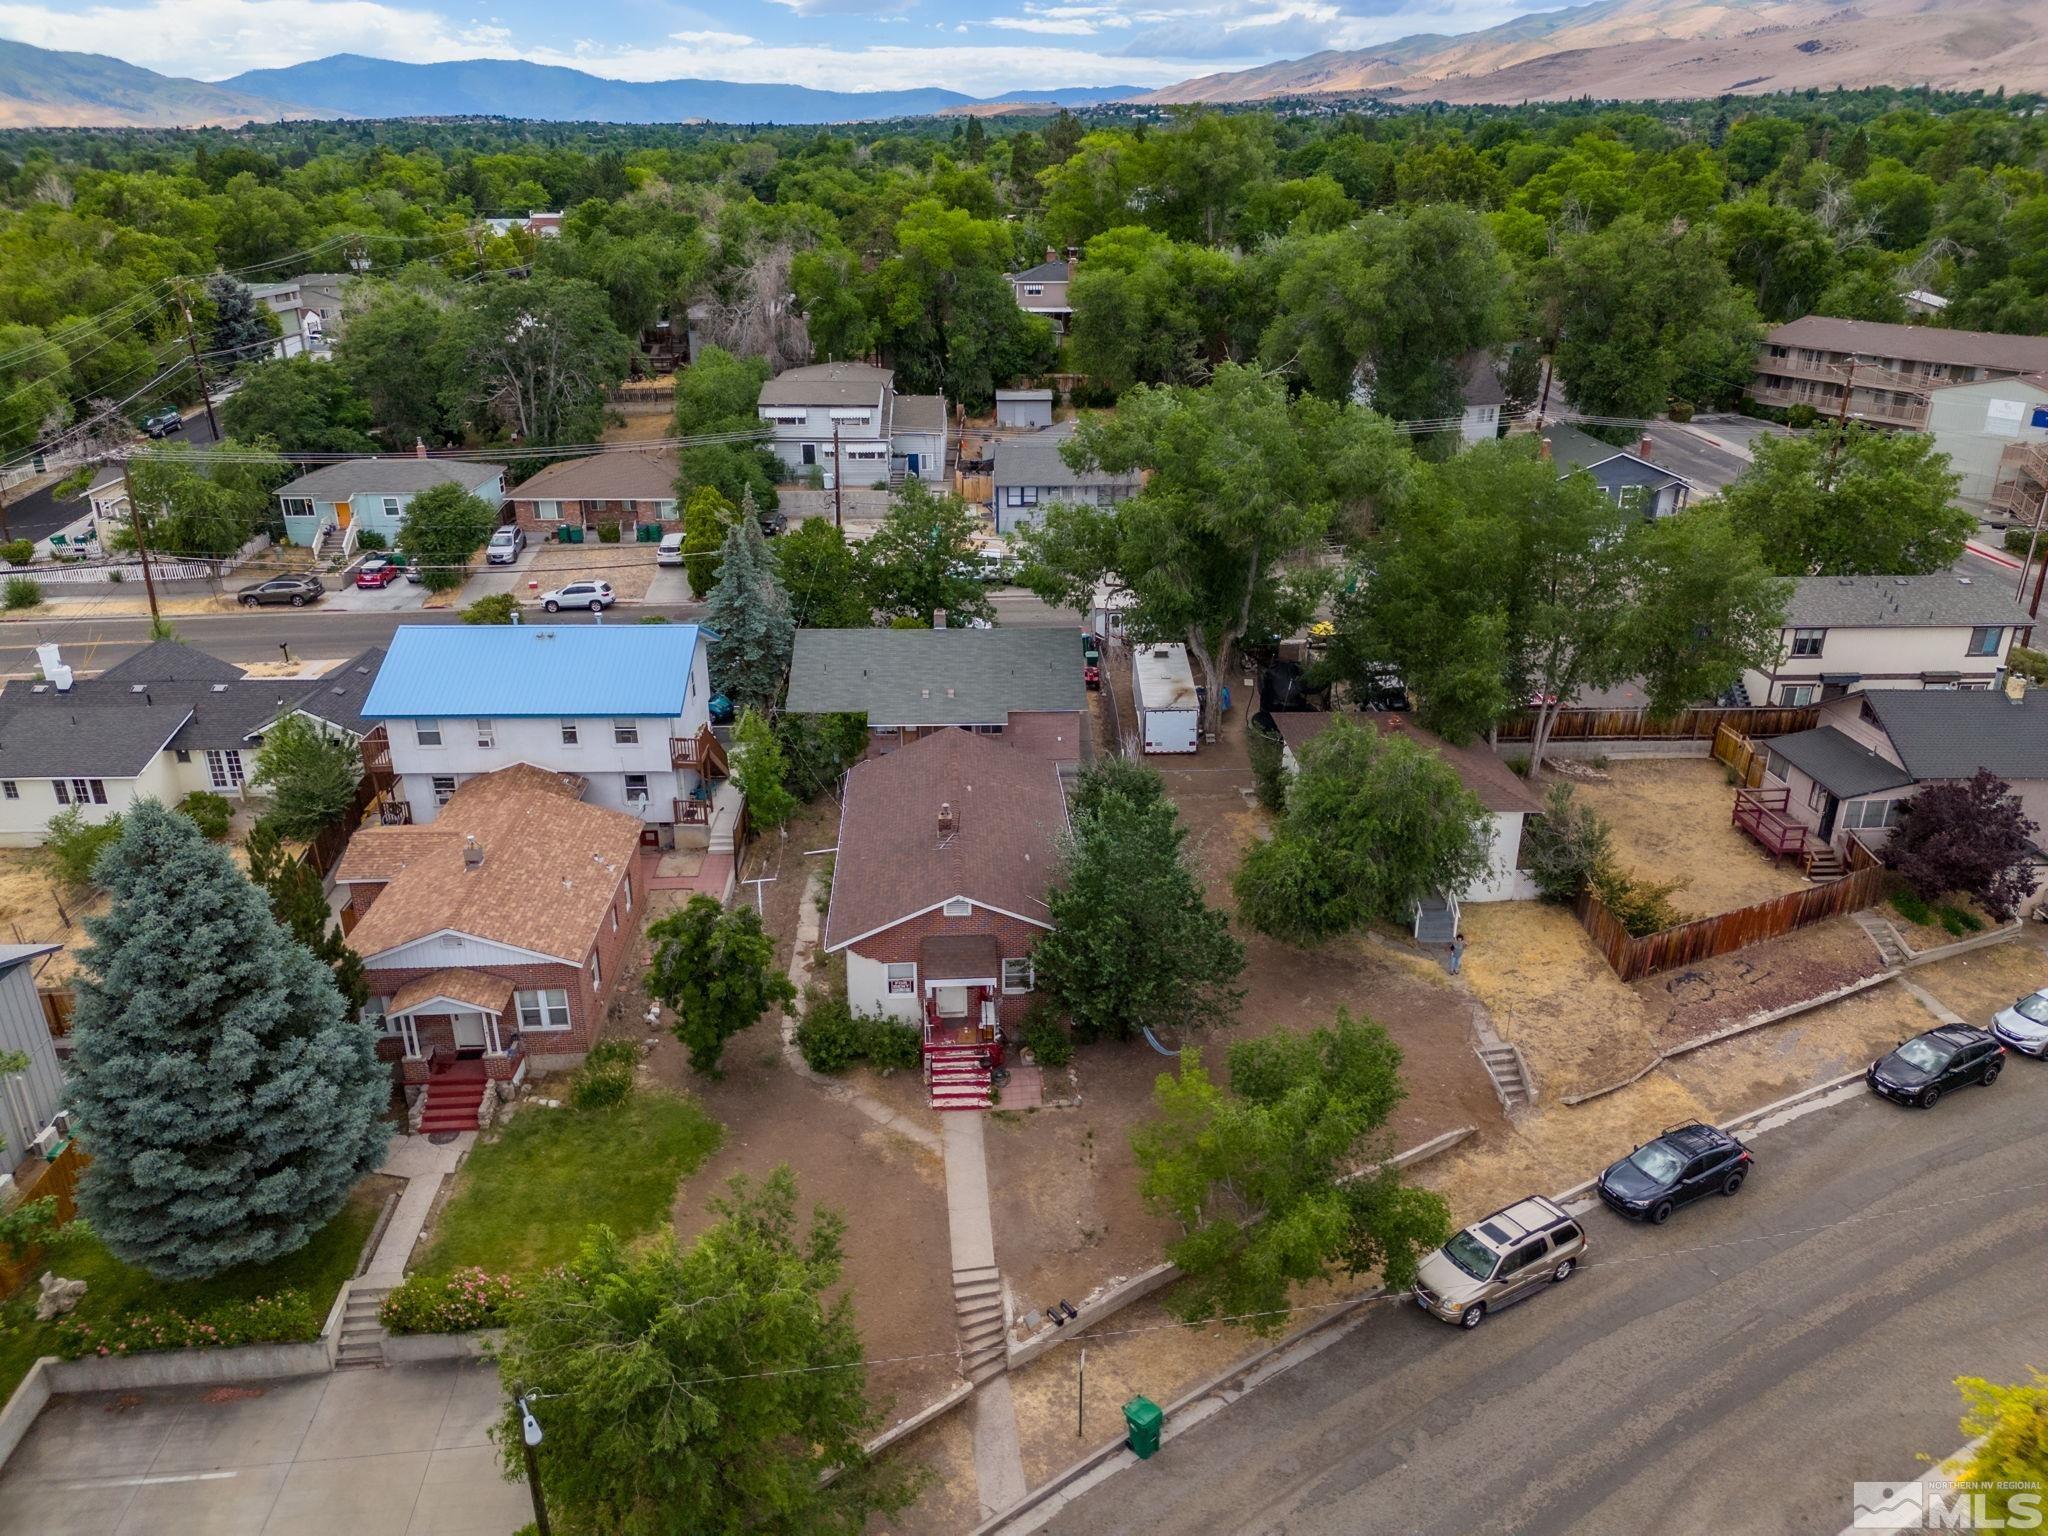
[414,1089,723,1277]
[0,1181,388,1405]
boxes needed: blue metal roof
[363,623,707,718]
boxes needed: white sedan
[1991,988,2048,1058]
[539,580,614,613]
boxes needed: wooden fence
[0,1140,88,1298]
[1711,722,1767,789]
[1574,840,1887,983]
[36,988,73,1039]
[1494,705,1819,743]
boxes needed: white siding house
[755,362,946,486]
[273,457,506,553]
[0,943,65,1178]
[1740,574,2020,707]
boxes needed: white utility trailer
[1132,643,1199,754]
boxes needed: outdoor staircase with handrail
[336,1284,390,1368]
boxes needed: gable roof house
[756,362,946,487]
[1741,574,2022,707]
[0,641,385,849]
[1457,351,1508,446]
[823,728,1070,1110]
[273,456,507,557]
[990,421,1142,535]
[1006,255,1073,336]
[785,626,1086,762]
[506,450,679,538]
[1540,425,1694,518]
[1742,678,2048,904]
[336,765,649,1116]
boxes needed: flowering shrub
[378,1268,522,1334]
[51,1291,319,1359]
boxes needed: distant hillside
[0,37,308,127]
[1143,0,2048,103]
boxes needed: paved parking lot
[0,1361,532,1536]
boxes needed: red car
[1082,631,1102,690]
[354,557,400,589]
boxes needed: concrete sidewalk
[360,1133,473,1286]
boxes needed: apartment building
[1747,316,2048,431]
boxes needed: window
[590,952,602,991]
[885,962,916,995]
[942,897,972,918]
[205,750,245,790]
[613,720,639,745]
[475,719,495,750]
[1779,683,1817,707]
[1808,780,1829,812]
[611,907,619,933]
[361,997,393,1035]
[69,779,107,805]
[623,884,632,913]
[1789,627,1826,658]
[624,774,649,802]
[281,497,313,518]
[560,720,579,745]
[1023,284,1044,296]
[416,720,442,748]
[535,499,561,521]
[1499,1241,1546,1277]
[1008,484,1038,507]
[52,780,67,806]
[0,781,13,800]
[1002,957,1034,994]
[431,775,457,806]
[1550,1223,1581,1248]
[1968,626,2002,657]
[1845,798,1901,831]
[381,496,401,518]
[515,988,572,1031]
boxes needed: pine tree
[703,488,795,716]
[680,485,731,598]
[246,818,371,1012]
[204,272,277,360]
[65,802,389,1280]
[730,707,798,829]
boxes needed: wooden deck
[1732,785,1809,861]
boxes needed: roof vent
[1956,576,1972,585]
[211,683,230,693]
[1894,577,1911,586]
[130,684,147,693]
[30,685,46,694]
[463,835,484,871]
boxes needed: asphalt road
[1045,1070,2048,1536]
[0,586,1082,673]
[0,410,221,548]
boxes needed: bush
[43,806,123,890]
[794,994,862,1073]
[1523,783,1614,903]
[1786,403,1820,428]
[4,575,41,610]
[107,568,124,583]
[1504,754,1531,777]
[2009,647,2048,684]
[1891,890,1934,926]
[354,530,387,552]
[1023,1010,1073,1068]
[2005,527,2035,556]
[596,521,622,543]
[461,592,519,625]
[49,465,94,501]
[0,538,33,566]
[1667,400,1695,423]
[570,1041,637,1110]
[1246,718,1289,812]
[858,1015,922,1071]
[177,791,234,840]
[1936,903,1985,937]
[52,1289,320,1358]
[1591,866,1691,937]
[377,1268,522,1334]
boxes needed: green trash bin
[1123,1396,1162,1460]
[566,525,584,544]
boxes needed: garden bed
[0,1177,393,1405]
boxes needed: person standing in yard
[1448,932,1466,975]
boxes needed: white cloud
[667,28,758,48]
[519,37,1191,91]
[987,15,1102,34]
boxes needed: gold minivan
[1412,1195,1587,1330]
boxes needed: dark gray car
[236,574,325,607]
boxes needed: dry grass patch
[1908,931,2046,1025]
[0,849,103,986]
[1663,979,1933,1119]
[1568,757,1808,918]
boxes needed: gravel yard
[1632,915,1890,1050]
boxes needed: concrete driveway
[321,576,432,614]
[0,1360,533,1536]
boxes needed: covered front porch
[920,935,1001,1112]
[386,969,528,1131]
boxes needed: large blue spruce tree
[65,801,389,1279]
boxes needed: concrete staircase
[337,1285,389,1369]
[928,1043,993,1111]
[418,1072,488,1133]
[1476,1041,1534,1116]
[952,1262,1007,1383]
[1854,909,1911,968]
[706,779,745,856]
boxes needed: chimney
[2004,672,2029,705]
[463,834,485,870]
[932,608,947,630]
[1045,246,1056,264]
[1537,437,1553,462]
[937,802,957,839]
[1638,436,1654,462]
[414,437,428,459]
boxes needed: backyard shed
[0,942,64,1177]
[1132,644,1199,754]
[995,389,1054,429]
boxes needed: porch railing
[1733,785,1809,861]
[671,724,729,778]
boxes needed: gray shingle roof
[992,421,1131,492]
[276,648,387,738]
[892,394,947,436]
[1861,689,2048,781]
[1541,425,1691,491]
[786,628,1085,726]
[1766,316,2048,375]
[277,458,503,500]
[1012,260,1070,283]
[1460,351,1506,409]
[0,703,194,778]
[757,362,893,408]
[1760,726,1917,799]
[1787,575,2023,630]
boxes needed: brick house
[822,728,1070,1110]
[336,764,646,1130]
[505,450,680,540]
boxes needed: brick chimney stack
[463,834,485,870]
[1638,436,1655,461]
[932,608,947,630]
[415,437,428,459]
[2005,672,2030,705]
[937,802,957,840]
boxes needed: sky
[0,0,1575,96]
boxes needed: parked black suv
[1868,1025,2005,1108]
[1597,1121,1752,1224]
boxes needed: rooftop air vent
[211,683,230,693]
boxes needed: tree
[773,518,872,629]
[645,895,795,1076]
[63,802,387,1280]
[704,494,795,716]
[245,818,369,1012]
[337,285,457,445]
[494,1170,915,1535]
[220,355,376,453]
[1521,782,1616,903]
[453,275,631,445]
[1234,716,1492,943]
[1884,770,2041,922]
[1620,504,1792,716]
[202,272,277,361]
[730,707,798,828]
[125,440,287,557]
[861,478,994,627]
[460,592,519,624]
[397,481,500,593]
[680,485,731,598]
[1034,766,1242,1044]
[249,712,363,841]
[42,805,122,892]
[1018,365,1407,738]
[1131,1014,1451,1332]
[1954,1371,2048,1533]
[1719,426,1972,576]
[1067,227,1243,392]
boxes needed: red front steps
[927,1043,992,1112]
[418,1070,488,1132]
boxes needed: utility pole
[2015,483,2046,604]
[515,1389,552,1536]
[176,282,219,440]
[831,420,843,531]
[1823,359,1856,488]
[130,476,162,628]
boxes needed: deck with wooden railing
[1732,785,1810,861]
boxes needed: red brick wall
[510,497,679,536]
[848,906,1049,1032]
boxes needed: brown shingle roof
[920,933,1000,981]
[341,764,641,964]
[823,728,1068,951]
[1764,317,2048,375]
[1272,712,1543,815]
[506,450,679,504]
[389,968,515,1016]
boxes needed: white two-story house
[361,623,725,847]
[1741,574,2021,707]
[755,362,946,487]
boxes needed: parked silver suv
[1412,1195,1586,1330]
